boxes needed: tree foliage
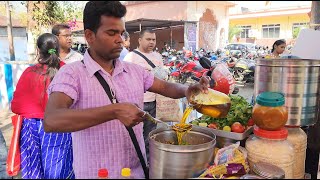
[22,1,80,36]
[228,25,242,42]
[292,27,301,39]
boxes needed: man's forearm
[44,105,117,133]
[154,80,188,99]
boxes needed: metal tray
[196,125,253,141]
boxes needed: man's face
[139,32,156,52]
[123,37,130,49]
[85,15,125,60]
[57,28,73,50]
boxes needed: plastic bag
[6,115,23,176]
[156,94,182,122]
[211,63,235,95]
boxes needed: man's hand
[113,103,146,127]
[185,76,210,102]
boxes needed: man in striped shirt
[44,1,209,179]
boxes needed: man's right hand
[113,103,146,127]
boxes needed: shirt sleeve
[47,65,79,106]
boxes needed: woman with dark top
[11,33,74,179]
[270,39,287,58]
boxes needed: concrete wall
[186,1,230,50]
[0,27,28,61]
[0,63,31,111]
[125,1,188,21]
[125,1,231,51]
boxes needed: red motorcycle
[171,60,208,84]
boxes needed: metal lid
[252,162,285,179]
[240,174,264,179]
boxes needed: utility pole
[310,1,320,30]
[5,1,15,61]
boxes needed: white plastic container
[286,127,307,179]
[246,126,294,179]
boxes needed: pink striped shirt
[47,51,154,179]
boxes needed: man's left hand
[185,76,210,102]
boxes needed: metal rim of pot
[149,126,216,153]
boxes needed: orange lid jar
[252,92,288,130]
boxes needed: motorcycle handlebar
[191,76,216,88]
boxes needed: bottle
[121,168,132,179]
[98,168,109,179]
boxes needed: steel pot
[149,125,216,179]
[254,58,320,127]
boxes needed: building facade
[124,1,235,51]
[229,3,311,47]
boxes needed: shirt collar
[83,50,128,78]
[65,49,75,60]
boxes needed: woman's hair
[271,39,286,53]
[33,33,61,91]
[32,33,61,104]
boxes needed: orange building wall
[125,1,188,21]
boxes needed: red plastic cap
[253,125,288,140]
[98,169,108,178]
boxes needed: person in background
[11,33,74,179]
[119,31,130,61]
[52,24,83,63]
[123,28,164,162]
[43,1,209,178]
[269,39,286,58]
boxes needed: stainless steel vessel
[254,58,320,127]
[149,126,216,179]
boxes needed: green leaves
[194,95,253,129]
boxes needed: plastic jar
[286,127,307,179]
[246,126,294,179]
[252,92,288,130]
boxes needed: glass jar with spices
[252,92,288,130]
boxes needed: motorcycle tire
[232,87,239,94]
[180,75,188,84]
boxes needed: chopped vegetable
[191,95,252,129]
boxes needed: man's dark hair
[139,28,155,38]
[83,1,127,33]
[123,31,130,40]
[52,24,70,36]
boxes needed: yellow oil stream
[173,106,193,145]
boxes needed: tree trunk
[5,1,15,61]
[310,1,320,30]
[26,1,37,63]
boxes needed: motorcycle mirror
[199,57,212,69]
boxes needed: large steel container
[149,125,216,179]
[254,58,320,127]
